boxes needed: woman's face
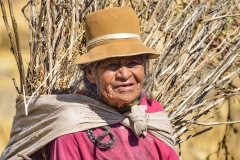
[87,56,145,108]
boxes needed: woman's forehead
[100,56,143,63]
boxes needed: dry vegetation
[0,0,240,159]
[0,0,29,155]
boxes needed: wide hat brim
[73,39,159,65]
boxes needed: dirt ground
[0,0,240,159]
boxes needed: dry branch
[1,0,240,158]
[0,0,25,93]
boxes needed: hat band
[86,33,141,48]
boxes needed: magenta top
[50,95,179,160]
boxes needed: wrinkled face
[86,56,145,108]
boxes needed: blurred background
[0,0,240,159]
[0,0,30,154]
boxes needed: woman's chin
[101,89,141,107]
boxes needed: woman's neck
[109,95,141,113]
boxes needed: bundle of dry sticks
[1,0,240,155]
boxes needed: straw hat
[73,7,159,65]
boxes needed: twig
[23,85,28,116]
[68,0,76,61]
[178,127,213,143]
[7,76,21,94]
[21,1,36,34]
[8,0,26,94]
[203,14,240,22]
[46,0,53,90]
[192,120,240,126]
[0,0,23,94]
[17,153,32,160]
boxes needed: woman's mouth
[122,84,133,87]
[116,83,135,91]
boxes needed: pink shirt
[50,96,179,160]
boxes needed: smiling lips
[115,83,135,91]
[122,84,133,87]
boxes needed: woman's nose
[116,66,132,80]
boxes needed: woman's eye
[104,63,119,70]
[126,61,141,68]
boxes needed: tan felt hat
[73,7,159,65]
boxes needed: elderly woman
[49,7,179,160]
[1,7,178,160]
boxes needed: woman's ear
[86,65,96,84]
